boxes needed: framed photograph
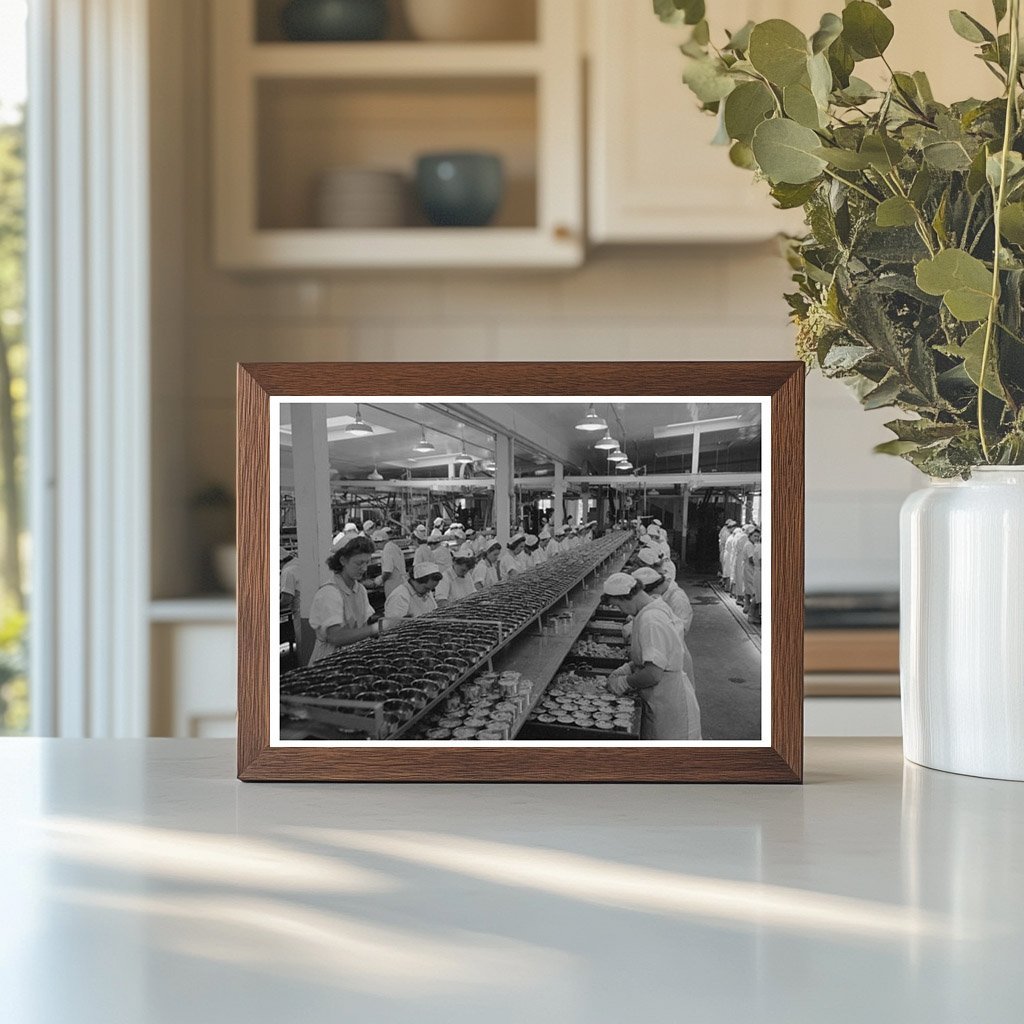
[238,362,804,782]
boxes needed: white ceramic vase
[900,467,1024,781]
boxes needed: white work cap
[428,528,444,543]
[412,562,442,581]
[631,567,663,588]
[637,547,662,567]
[646,524,660,536]
[525,534,539,549]
[433,517,445,527]
[602,572,637,597]
[453,543,476,561]
[744,523,757,533]
[343,522,359,534]
[509,533,526,547]
[363,520,375,531]
[652,519,662,527]
[452,522,464,530]
[485,539,502,553]
[413,524,428,540]
[539,528,551,540]
[640,534,658,547]
[465,527,475,536]
[555,526,567,537]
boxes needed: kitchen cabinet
[211,0,583,269]
[586,0,999,244]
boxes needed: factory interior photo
[277,399,766,743]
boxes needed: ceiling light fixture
[413,428,436,454]
[348,404,374,436]
[594,431,618,450]
[616,460,634,471]
[367,465,384,481]
[574,403,607,432]
[453,451,474,465]
[607,448,627,462]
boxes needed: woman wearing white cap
[280,546,301,650]
[380,529,409,598]
[535,530,552,564]
[744,527,762,623]
[524,534,542,566]
[433,531,455,572]
[722,525,744,595]
[435,544,478,604]
[415,528,445,568]
[547,527,564,556]
[308,534,383,664]
[731,525,756,607]
[500,534,529,577]
[601,572,701,740]
[473,539,502,589]
[384,561,442,622]
[631,566,696,689]
[719,519,736,580]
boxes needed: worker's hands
[606,676,630,697]
[621,621,633,641]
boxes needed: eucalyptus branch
[978,0,1021,462]
[822,167,881,205]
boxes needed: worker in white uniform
[435,544,478,605]
[548,527,565,556]
[719,519,737,580]
[536,529,552,563]
[279,546,302,650]
[632,565,696,691]
[744,527,762,622]
[524,534,542,565]
[473,539,502,589]
[415,528,445,568]
[379,528,409,598]
[384,561,442,622]
[307,534,383,664]
[732,524,756,606]
[500,534,529,577]
[722,526,744,595]
[601,572,702,740]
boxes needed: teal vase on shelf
[280,0,388,42]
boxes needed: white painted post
[495,433,513,545]
[291,404,333,661]
[553,461,564,529]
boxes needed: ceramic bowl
[281,0,388,41]
[415,152,504,228]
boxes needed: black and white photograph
[272,397,769,745]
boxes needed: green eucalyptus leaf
[862,374,903,409]
[915,249,994,321]
[723,81,776,144]
[808,52,833,108]
[909,164,934,205]
[751,118,828,184]
[827,35,856,88]
[748,20,809,86]
[948,10,994,44]
[842,1,895,59]
[932,190,950,247]
[692,19,710,45]
[884,418,963,443]
[1000,203,1024,245]
[939,325,1006,397]
[724,20,755,53]
[876,196,918,228]
[770,179,820,209]
[860,133,904,173]
[913,71,935,104]
[876,0,892,8]
[993,0,1008,23]
[923,139,972,171]
[810,12,843,54]
[874,438,922,455]
[729,140,758,169]
[986,150,1024,191]
[784,80,824,129]
[683,57,737,104]
[967,144,992,193]
[653,0,705,26]
[837,76,879,104]
[814,146,872,170]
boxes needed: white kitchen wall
[153,0,921,599]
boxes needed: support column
[553,461,564,530]
[691,430,702,474]
[292,403,333,664]
[495,433,513,545]
[680,484,691,568]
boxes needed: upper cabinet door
[587,0,1002,245]
[211,0,584,269]
[587,0,805,244]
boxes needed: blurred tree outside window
[0,0,28,734]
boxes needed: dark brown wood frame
[237,362,804,782]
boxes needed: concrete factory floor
[681,576,763,741]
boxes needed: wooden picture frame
[238,362,804,782]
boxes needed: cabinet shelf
[212,0,582,269]
[249,42,544,78]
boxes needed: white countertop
[1,738,1020,1023]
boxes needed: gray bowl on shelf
[280,0,388,42]
[415,152,505,228]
